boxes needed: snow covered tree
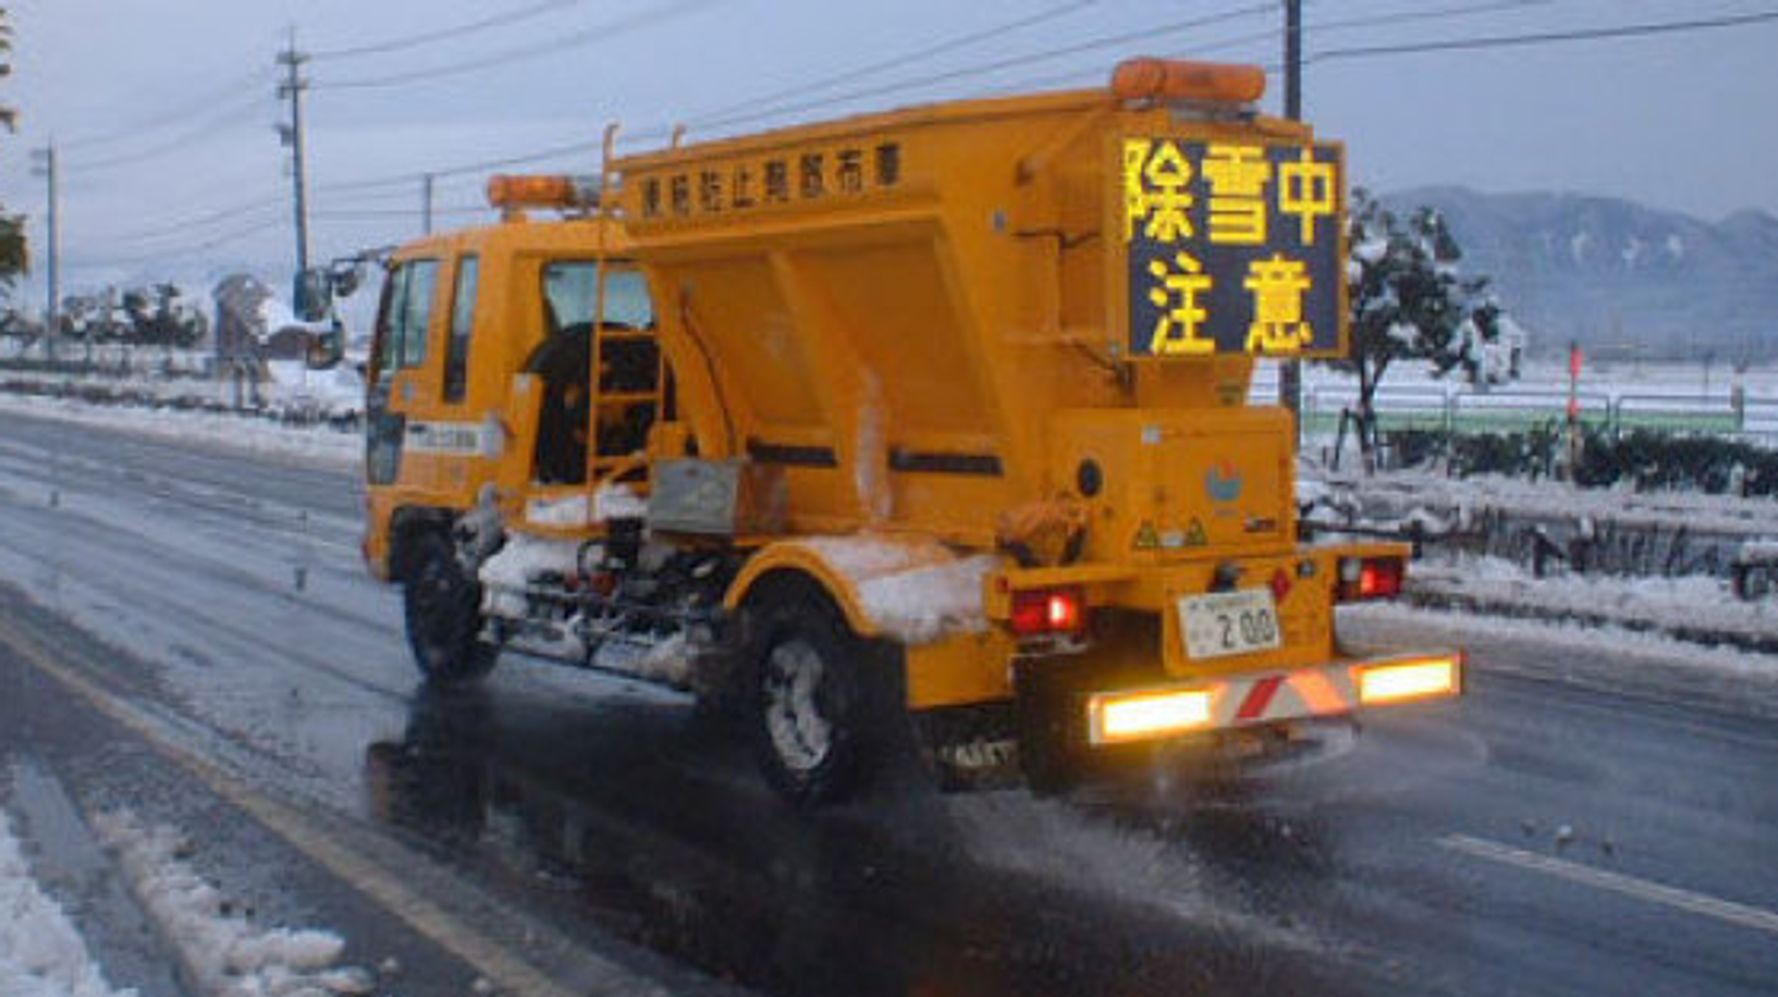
[0,9,24,294]
[1330,188,1515,463]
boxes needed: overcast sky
[3,0,1776,304]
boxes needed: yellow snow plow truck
[358,59,1462,803]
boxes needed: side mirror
[306,321,345,370]
[330,262,363,299]
[294,269,332,323]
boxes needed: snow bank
[0,809,132,997]
[794,536,1002,644]
[1738,539,1778,566]
[0,393,359,469]
[1410,554,1778,646]
[263,360,365,417]
[91,810,371,997]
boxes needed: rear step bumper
[1085,651,1464,746]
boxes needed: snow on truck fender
[725,536,1004,646]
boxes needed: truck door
[365,257,441,486]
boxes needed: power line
[56,67,276,152]
[74,216,285,268]
[316,0,718,90]
[308,3,1267,197]
[62,96,269,174]
[992,24,1279,93]
[106,194,285,245]
[690,2,1275,131]
[1308,0,1557,37]
[694,0,1101,123]
[309,0,585,61]
[315,126,674,196]
[1312,7,1778,62]
[314,205,487,220]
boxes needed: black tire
[743,577,901,807]
[402,531,498,686]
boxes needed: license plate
[1178,589,1282,660]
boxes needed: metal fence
[1269,384,1778,447]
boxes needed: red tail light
[1010,586,1087,637]
[1339,556,1404,601]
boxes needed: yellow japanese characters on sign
[631,140,903,222]
[1122,137,1342,357]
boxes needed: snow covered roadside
[92,810,373,997]
[1309,463,1778,540]
[0,393,358,471]
[1406,555,1778,654]
[0,808,133,997]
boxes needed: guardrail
[1290,384,1777,444]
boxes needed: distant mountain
[1381,186,1778,362]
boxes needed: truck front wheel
[744,579,900,806]
[402,531,498,686]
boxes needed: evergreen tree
[1330,188,1518,464]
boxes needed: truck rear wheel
[403,531,498,686]
[744,578,900,806]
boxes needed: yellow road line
[0,619,668,997]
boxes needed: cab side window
[443,255,479,403]
[373,259,442,387]
[396,260,440,368]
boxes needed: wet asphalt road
[0,410,1775,996]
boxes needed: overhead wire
[688,2,1276,131]
[308,0,586,61]
[693,0,1102,122]
[75,216,286,268]
[989,0,1563,95]
[104,192,287,245]
[315,0,719,90]
[62,96,271,174]
[1312,7,1778,62]
[55,66,277,152]
[307,3,1265,194]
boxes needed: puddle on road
[360,684,1355,997]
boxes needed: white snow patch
[793,536,1003,644]
[263,360,365,417]
[91,810,370,997]
[525,493,591,527]
[254,297,332,342]
[1568,229,1593,264]
[1410,554,1777,644]
[0,809,133,997]
[523,484,647,527]
[0,394,358,470]
[479,533,585,617]
[1737,539,1778,566]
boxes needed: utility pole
[1280,0,1304,436]
[28,143,58,360]
[277,30,312,277]
[422,172,434,234]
